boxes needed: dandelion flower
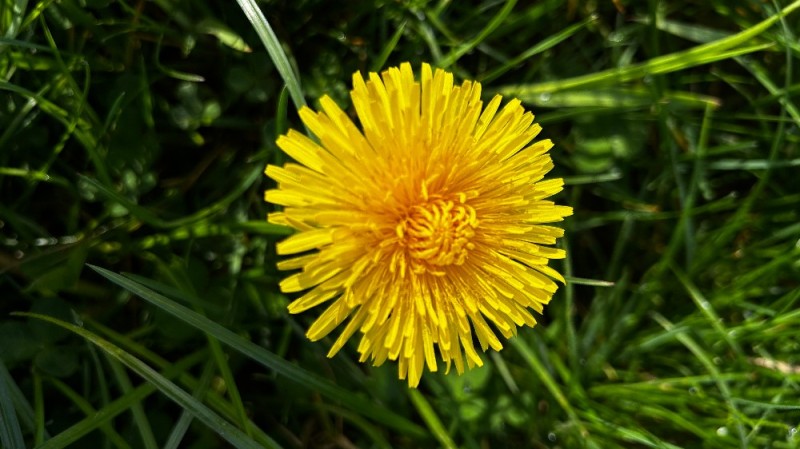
[265,62,572,387]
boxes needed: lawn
[1,0,800,448]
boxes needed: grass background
[2,0,800,448]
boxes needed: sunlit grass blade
[118,273,225,313]
[564,276,615,287]
[196,18,252,53]
[42,345,285,449]
[234,0,305,110]
[563,170,623,185]
[706,158,800,170]
[204,332,252,437]
[512,88,720,109]
[0,36,57,52]
[498,42,774,97]
[1,0,28,39]
[0,359,25,449]
[496,0,800,96]
[87,264,428,438]
[0,167,69,186]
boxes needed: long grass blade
[496,0,800,96]
[498,42,774,97]
[87,264,428,438]
[511,337,598,448]
[234,0,305,110]
[162,360,216,449]
[408,389,457,449]
[651,313,747,448]
[44,376,132,449]
[17,313,273,449]
[106,358,158,449]
[1,0,28,39]
[0,359,25,449]
[480,14,596,83]
[34,351,206,449]
[438,0,517,68]
[371,22,407,72]
[79,162,262,229]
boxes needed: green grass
[2,0,800,448]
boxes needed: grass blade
[670,264,743,357]
[44,376,132,449]
[498,42,774,97]
[234,0,305,110]
[0,80,108,184]
[480,14,596,83]
[651,313,747,448]
[1,0,28,39]
[79,162,262,229]
[513,88,719,109]
[17,313,272,449]
[371,21,407,72]
[34,351,204,449]
[496,0,800,96]
[408,389,457,449]
[564,276,615,287]
[162,360,216,449]
[437,0,517,68]
[511,337,598,448]
[87,264,428,438]
[0,357,43,439]
[106,358,158,449]
[0,359,25,449]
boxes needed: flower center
[397,199,478,272]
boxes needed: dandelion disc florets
[265,62,572,387]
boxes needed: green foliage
[1,0,800,448]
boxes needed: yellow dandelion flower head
[265,62,573,387]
